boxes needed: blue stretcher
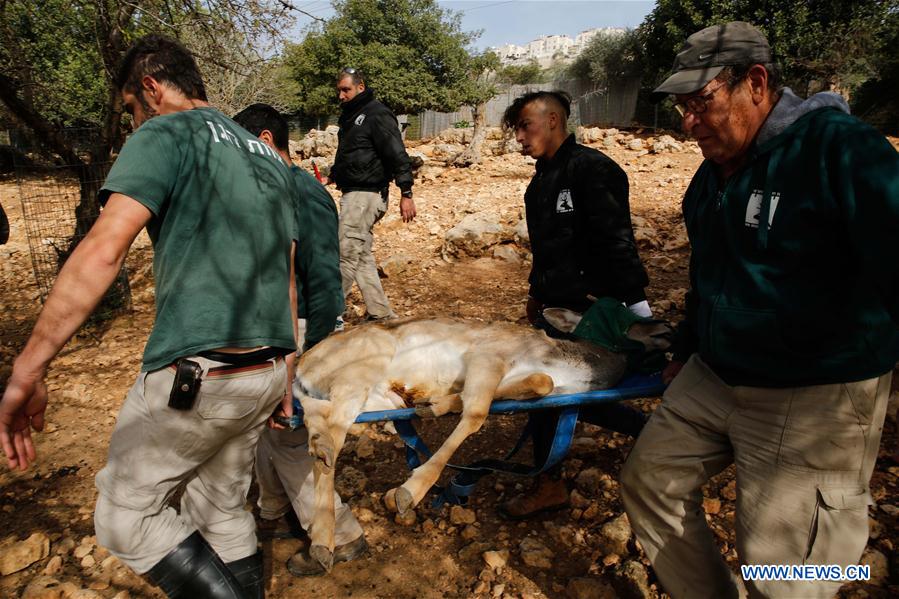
[291,372,665,507]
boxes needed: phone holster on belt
[168,358,203,410]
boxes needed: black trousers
[530,312,648,475]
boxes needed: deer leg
[386,356,506,514]
[413,373,554,418]
[303,391,364,572]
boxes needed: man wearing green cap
[620,21,899,599]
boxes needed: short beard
[139,94,158,121]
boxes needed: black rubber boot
[227,551,265,599]
[146,531,246,599]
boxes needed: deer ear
[541,307,583,333]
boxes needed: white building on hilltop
[492,27,626,68]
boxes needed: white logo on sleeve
[355,114,366,126]
[556,189,574,213]
[745,189,781,228]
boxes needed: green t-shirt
[101,107,297,371]
[291,166,344,348]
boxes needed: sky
[289,1,655,50]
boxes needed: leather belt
[198,347,287,367]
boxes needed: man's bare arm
[0,193,151,470]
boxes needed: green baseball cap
[651,22,772,102]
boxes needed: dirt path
[1,134,896,599]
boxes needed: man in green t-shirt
[233,104,368,578]
[0,36,296,598]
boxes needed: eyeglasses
[340,67,357,75]
[673,81,728,117]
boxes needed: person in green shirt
[0,36,297,598]
[620,22,899,599]
[232,103,368,578]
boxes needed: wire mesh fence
[14,156,132,324]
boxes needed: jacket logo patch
[556,189,573,213]
[354,114,366,126]
[745,189,781,228]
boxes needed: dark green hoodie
[674,90,899,387]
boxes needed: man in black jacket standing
[327,68,415,320]
[498,90,652,519]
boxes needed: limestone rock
[21,576,78,599]
[519,537,554,569]
[483,550,508,571]
[354,434,375,459]
[379,254,415,278]
[652,135,683,153]
[512,218,529,247]
[1,532,50,575]
[627,139,645,151]
[442,212,511,258]
[461,525,479,541]
[450,506,477,525]
[492,244,521,263]
[598,513,632,556]
[43,555,63,576]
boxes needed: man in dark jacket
[620,22,899,599]
[498,90,652,519]
[327,67,415,320]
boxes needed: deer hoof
[309,544,334,572]
[383,488,398,512]
[394,486,415,515]
[414,405,437,418]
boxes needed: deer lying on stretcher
[295,309,671,571]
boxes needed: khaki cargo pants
[621,355,890,599]
[94,355,286,573]
[338,190,393,319]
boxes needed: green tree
[568,29,643,89]
[496,60,542,85]
[0,0,295,238]
[283,0,490,116]
[638,0,898,99]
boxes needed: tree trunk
[452,102,488,167]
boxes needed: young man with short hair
[498,90,651,519]
[0,36,298,598]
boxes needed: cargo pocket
[196,365,274,420]
[778,383,867,473]
[804,486,869,565]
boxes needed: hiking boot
[257,510,302,540]
[286,535,369,577]
[497,475,569,521]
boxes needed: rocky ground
[1,128,897,599]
